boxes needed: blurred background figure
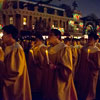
[28,32,47,100]
[75,31,100,100]
[0,46,4,100]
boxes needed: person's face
[72,41,77,46]
[2,31,10,44]
[65,41,70,46]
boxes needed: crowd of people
[0,24,100,100]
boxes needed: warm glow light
[0,0,3,9]
[45,49,49,64]
[96,25,100,30]
[23,17,27,25]
[0,24,3,29]
[88,49,90,57]
[73,14,80,20]
[51,25,64,35]
[32,25,35,29]
[88,49,90,54]
[97,32,100,36]
[0,32,3,39]
[79,22,83,28]
[69,20,74,27]
[84,35,88,39]
[10,17,13,24]
[43,36,48,39]
[61,36,66,39]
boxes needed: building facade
[0,0,83,37]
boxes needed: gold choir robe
[46,42,77,100]
[0,46,4,77]
[75,44,100,100]
[0,47,4,62]
[0,47,4,99]
[28,44,47,93]
[3,42,32,100]
[70,45,78,77]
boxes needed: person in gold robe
[75,31,100,100]
[28,33,47,100]
[44,29,77,100]
[2,25,32,100]
[0,47,4,62]
[0,46,4,100]
[70,39,78,78]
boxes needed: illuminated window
[10,17,13,24]
[23,17,27,25]
[51,25,64,35]
[0,31,3,39]
[32,25,35,29]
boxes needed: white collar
[48,42,65,54]
[5,42,21,57]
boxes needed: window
[23,17,27,25]
[54,20,58,27]
[9,17,13,24]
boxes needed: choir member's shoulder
[14,42,24,51]
[40,45,47,53]
[93,46,100,53]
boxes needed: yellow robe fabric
[70,45,78,77]
[3,42,32,100]
[75,44,100,100]
[0,47,4,62]
[48,42,77,100]
[0,47,4,99]
[28,44,47,93]
[0,46,5,78]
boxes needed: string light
[73,14,80,20]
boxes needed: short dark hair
[88,31,98,40]
[35,31,44,41]
[64,37,71,42]
[50,29,61,40]
[2,25,18,40]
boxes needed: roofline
[12,0,65,11]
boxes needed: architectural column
[44,7,47,13]
[6,15,9,25]
[54,10,57,15]
[50,16,54,27]
[0,11,3,25]
[20,15,23,30]
[63,11,66,17]
[58,20,60,27]
[27,15,29,29]
[32,16,35,25]
[31,16,34,29]
[34,6,38,12]
[13,14,16,26]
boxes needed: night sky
[33,0,100,18]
